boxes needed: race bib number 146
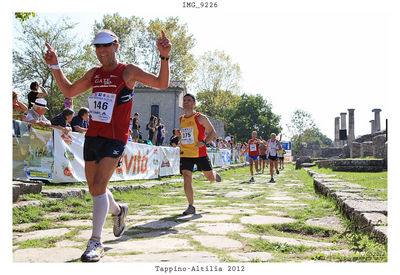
[88,92,116,123]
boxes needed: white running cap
[92,29,118,45]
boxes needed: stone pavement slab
[305,216,345,232]
[192,235,243,250]
[101,251,220,262]
[228,251,273,262]
[106,237,193,253]
[13,247,82,262]
[240,215,296,225]
[13,228,71,243]
[197,223,245,235]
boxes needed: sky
[9,1,392,142]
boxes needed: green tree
[287,109,333,152]
[225,94,281,142]
[93,14,197,84]
[195,90,240,121]
[13,17,92,118]
[15,12,35,22]
[194,50,241,93]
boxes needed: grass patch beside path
[308,167,387,199]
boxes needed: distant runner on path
[258,136,268,174]
[177,93,221,216]
[266,133,282,183]
[242,131,262,183]
[44,29,171,262]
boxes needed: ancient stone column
[370,120,375,134]
[334,117,340,146]
[372,109,382,132]
[340,112,347,130]
[348,108,355,141]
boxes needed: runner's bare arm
[124,30,171,89]
[197,114,216,146]
[43,43,94,98]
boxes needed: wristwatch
[160,55,170,61]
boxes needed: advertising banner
[53,129,86,183]
[13,124,245,183]
[23,126,53,180]
[113,142,160,181]
[159,146,180,177]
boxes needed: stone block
[361,141,374,157]
[12,181,43,203]
[350,142,361,158]
[372,135,386,158]
[296,156,312,169]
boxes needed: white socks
[106,189,120,216]
[91,193,109,240]
[91,190,121,240]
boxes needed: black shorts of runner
[180,156,213,174]
[84,136,126,166]
[268,154,278,161]
[260,154,267,160]
[279,157,284,160]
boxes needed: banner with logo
[13,125,245,183]
[159,146,180,176]
[53,130,160,182]
[23,126,54,180]
[53,130,86,182]
[113,142,160,181]
[221,149,231,166]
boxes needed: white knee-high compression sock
[91,193,109,240]
[106,189,120,215]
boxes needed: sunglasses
[94,42,116,48]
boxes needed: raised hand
[157,30,172,57]
[43,43,59,65]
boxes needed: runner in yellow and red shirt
[44,29,171,262]
[176,93,221,216]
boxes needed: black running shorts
[180,156,213,174]
[84,136,126,163]
[260,154,267,160]
[268,154,278,161]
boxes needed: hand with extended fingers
[157,30,172,58]
[43,43,58,66]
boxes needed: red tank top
[86,63,134,143]
[248,138,260,156]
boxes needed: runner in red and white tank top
[86,63,134,143]
[44,29,171,263]
[242,131,262,183]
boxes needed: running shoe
[215,173,222,182]
[269,178,275,183]
[182,205,196,215]
[81,238,104,262]
[249,177,255,183]
[276,169,280,175]
[112,204,128,237]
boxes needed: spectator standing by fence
[24,98,51,127]
[131,113,140,142]
[50,108,74,134]
[71,107,89,133]
[13,91,28,120]
[27,81,48,109]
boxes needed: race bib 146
[88,92,116,123]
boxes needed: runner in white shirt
[266,133,282,183]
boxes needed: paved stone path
[13,165,359,263]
